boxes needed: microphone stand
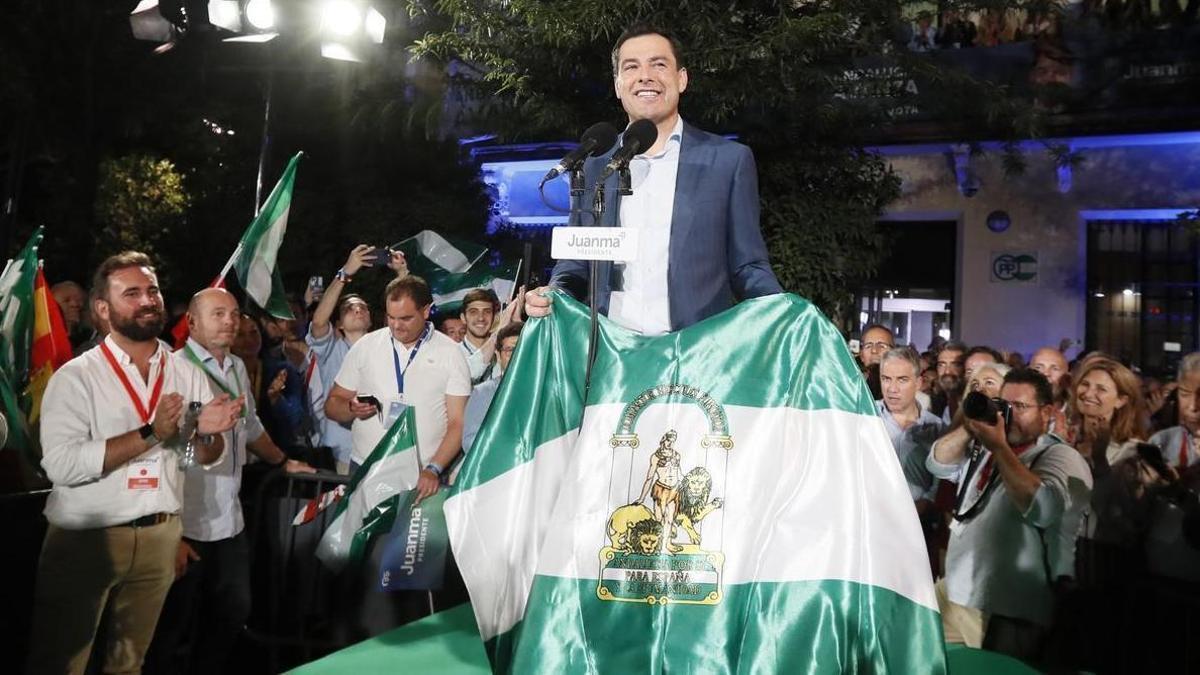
[584,179,606,401]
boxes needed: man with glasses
[925,368,1092,663]
[858,324,895,370]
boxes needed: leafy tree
[94,155,190,264]
[406,0,1036,325]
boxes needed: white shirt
[40,335,216,529]
[334,325,471,468]
[180,338,267,541]
[927,434,1093,625]
[459,336,495,385]
[609,116,684,336]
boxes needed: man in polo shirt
[145,288,313,675]
[324,275,470,500]
[28,251,242,675]
[307,244,401,473]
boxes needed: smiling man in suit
[525,23,782,334]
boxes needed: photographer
[926,369,1092,664]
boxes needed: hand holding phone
[350,394,381,420]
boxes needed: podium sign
[551,227,639,262]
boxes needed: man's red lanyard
[975,441,1034,490]
[100,341,166,425]
[1180,433,1193,470]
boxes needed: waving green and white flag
[448,292,945,673]
[231,152,302,319]
[0,227,42,384]
[316,407,420,571]
[393,230,516,314]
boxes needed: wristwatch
[138,423,160,447]
[334,268,353,284]
[423,462,443,477]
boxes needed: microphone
[598,119,659,182]
[540,122,619,186]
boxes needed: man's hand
[282,338,308,368]
[152,393,184,443]
[414,469,439,504]
[267,369,287,404]
[1147,382,1178,416]
[498,288,525,329]
[197,394,244,435]
[524,286,553,318]
[965,411,1008,454]
[347,397,378,420]
[175,540,200,579]
[284,459,317,474]
[343,244,375,277]
[388,250,408,277]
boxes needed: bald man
[146,288,312,675]
[1030,348,1069,399]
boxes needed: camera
[962,391,1012,428]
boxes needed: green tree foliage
[406,0,1031,324]
[94,155,191,264]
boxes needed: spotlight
[245,0,275,30]
[208,0,242,32]
[1122,288,1134,297]
[321,0,362,37]
[318,0,387,61]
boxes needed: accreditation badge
[126,455,162,491]
[384,398,410,430]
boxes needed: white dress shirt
[180,338,268,541]
[40,335,216,529]
[459,336,495,385]
[609,116,684,336]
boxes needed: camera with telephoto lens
[962,391,1012,429]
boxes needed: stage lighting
[130,0,185,45]
[245,0,275,30]
[207,0,241,32]
[318,0,386,61]
[320,0,362,37]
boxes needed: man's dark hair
[461,288,500,314]
[92,251,155,302]
[384,275,433,308]
[611,23,685,75]
[495,321,524,345]
[966,345,1004,364]
[436,313,462,330]
[337,293,367,319]
[1004,368,1054,407]
[940,340,968,357]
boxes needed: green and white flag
[447,292,945,673]
[232,152,302,319]
[393,230,516,314]
[0,227,42,384]
[316,407,420,571]
[395,230,486,276]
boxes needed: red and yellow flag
[26,266,73,424]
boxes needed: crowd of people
[25,245,525,674]
[905,0,1199,52]
[858,323,1200,671]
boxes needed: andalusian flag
[231,151,302,319]
[316,408,421,571]
[393,231,516,313]
[0,227,42,384]
[25,265,73,424]
[448,292,945,673]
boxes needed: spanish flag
[25,266,73,424]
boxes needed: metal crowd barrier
[243,468,350,674]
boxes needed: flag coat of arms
[447,292,945,673]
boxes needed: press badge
[384,399,409,429]
[126,456,162,491]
